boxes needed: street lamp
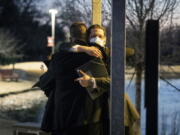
[49,9,58,55]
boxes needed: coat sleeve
[35,53,68,97]
[85,77,110,100]
[58,42,74,51]
[33,68,55,97]
[87,47,110,99]
[39,71,55,97]
[95,77,110,93]
[32,57,55,97]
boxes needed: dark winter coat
[40,44,110,132]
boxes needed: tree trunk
[135,63,143,120]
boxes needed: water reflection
[126,79,180,135]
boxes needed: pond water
[126,79,180,135]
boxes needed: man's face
[89,28,106,46]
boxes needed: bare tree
[160,25,180,64]
[53,0,112,27]
[0,29,22,65]
[53,0,92,27]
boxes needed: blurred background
[0,0,180,135]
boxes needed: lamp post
[49,9,58,55]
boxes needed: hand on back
[77,45,103,58]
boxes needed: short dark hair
[87,24,106,38]
[70,22,87,40]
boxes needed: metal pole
[111,0,126,135]
[145,20,159,135]
[92,0,102,25]
[49,9,58,55]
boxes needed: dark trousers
[52,121,109,135]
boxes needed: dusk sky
[41,0,180,24]
[38,0,56,13]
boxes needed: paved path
[0,118,17,135]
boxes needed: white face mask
[90,37,105,47]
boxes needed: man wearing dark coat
[38,23,110,135]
